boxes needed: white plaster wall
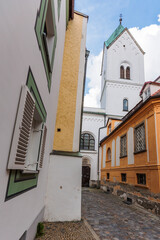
[103,144,106,168]
[111,139,115,167]
[145,119,150,162]
[101,29,145,113]
[0,0,66,239]
[106,30,145,84]
[128,127,134,165]
[105,82,142,117]
[116,136,120,166]
[100,126,107,141]
[45,155,82,222]
[81,152,98,180]
[81,109,106,181]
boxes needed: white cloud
[158,14,160,22]
[129,24,160,82]
[84,23,160,107]
[84,51,102,107]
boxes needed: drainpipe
[79,49,90,151]
[97,115,107,188]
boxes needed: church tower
[100,19,145,119]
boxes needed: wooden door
[82,166,90,187]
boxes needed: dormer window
[144,87,150,100]
[120,66,124,79]
[126,66,130,79]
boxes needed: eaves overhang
[100,95,160,145]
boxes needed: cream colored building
[45,11,88,222]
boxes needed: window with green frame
[6,68,47,200]
[35,0,57,92]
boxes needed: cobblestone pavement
[36,221,96,240]
[82,188,160,240]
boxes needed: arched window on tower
[123,98,128,111]
[120,66,124,79]
[126,66,130,79]
[80,133,95,151]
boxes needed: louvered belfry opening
[120,65,124,78]
[126,66,130,79]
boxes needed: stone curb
[82,217,100,240]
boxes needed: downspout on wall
[97,118,107,188]
[79,49,90,151]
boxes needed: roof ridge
[105,24,125,48]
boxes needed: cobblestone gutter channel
[35,220,98,240]
[101,181,160,215]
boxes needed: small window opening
[107,173,110,179]
[57,128,61,132]
[121,173,127,182]
[123,99,128,111]
[137,174,146,185]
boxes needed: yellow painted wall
[107,119,121,135]
[101,99,160,193]
[53,13,83,151]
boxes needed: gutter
[79,49,90,151]
[97,119,107,188]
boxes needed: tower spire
[119,14,122,25]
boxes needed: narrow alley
[82,188,160,240]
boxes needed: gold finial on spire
[119,14,122,25]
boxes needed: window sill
[80,150,97,153]
[120,155,127,159]
[23,170,38,174]
[106,179,110,182]
[106,160,111,163]
[134,149,146,155]
[123,110,128,112]
[135,184,148,189]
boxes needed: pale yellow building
[45,11,89,222]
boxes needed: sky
[75,0,160,107]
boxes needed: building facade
[80,107,106,187]
[100,81,160,214]
[0,1,83,239]
[44,11,88,222]
[100,23,145,117]
[81,22,145,186]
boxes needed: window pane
[123,99,128,111]
[80,133,95,150]
[135,124,146,152]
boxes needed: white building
[81,107,106,186]
[0,1,78,239]
[81,21,145,187]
